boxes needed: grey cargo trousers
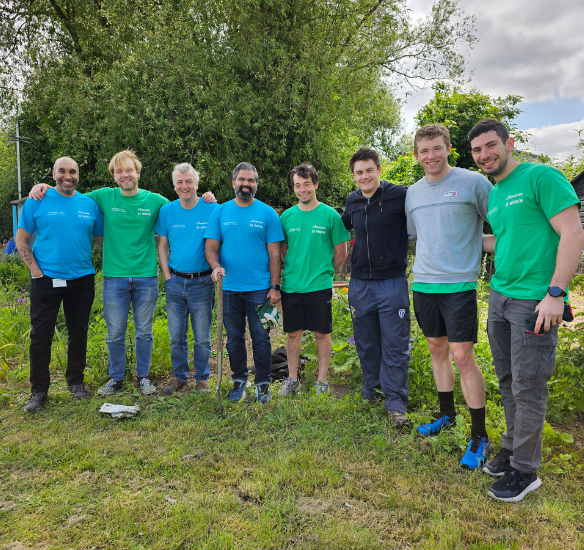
[487,288,558,473]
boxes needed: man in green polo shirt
[470,119,584,502]
[279,164,349,396]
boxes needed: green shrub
[0,254,30,289]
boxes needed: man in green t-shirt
[279,164,349,396]
[470,119,584,503]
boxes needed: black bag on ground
[248,347,309,381]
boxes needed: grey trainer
[139,377,156,395]
[388,410,410,429]
[97,379,124,396]
[279,377,300,396]
[315,381,329,396]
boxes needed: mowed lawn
[1,379,583,550]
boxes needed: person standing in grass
[156,163,219,395]
[204,162,284,404]
[341,148,411,429]
[278,164,349,397]
[17,157,104,411]
[406,123,492,470]
[470,119,584,502]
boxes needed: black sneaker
[69,383,90,400]
[487,467,542,503]
[483,447,513,477]
[24,391,48,412]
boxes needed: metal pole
[16,121,22,200]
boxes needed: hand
[534,294,564,333]
[202,191,217,203]
[267,288,281,306]
[29,183,51,201]
[211,266,225,282]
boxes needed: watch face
[549,287,563,297]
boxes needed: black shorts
[413,290,478,343]
[281,289,333,334]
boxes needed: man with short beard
[17,157,104,411]
[470,119,583,502]
[204,162,284,403]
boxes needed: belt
[170,267,213,280]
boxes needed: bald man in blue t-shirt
[16,157,104,412]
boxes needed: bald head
[52,157,79,196]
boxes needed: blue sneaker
[228,381,247,402]
[460,435,490,470]
[255,383,271,404]
[417,413,456,437]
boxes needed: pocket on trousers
[515,329,558,384]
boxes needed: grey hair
[172,163,199,185]
[232,162,258,182]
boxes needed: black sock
[438,391,456,418]
[469,406,488,438]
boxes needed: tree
[2,0,476,207]
[415,82,526,170]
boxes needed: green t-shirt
[487,163,581,301]
[412,281,478,293]
[86,187,169,277]
[281,203,350,293]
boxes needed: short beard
[235,186,256,202]
[487,155,508,177]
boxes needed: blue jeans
[223,289,272,386]
[165,274,214,381]
[103,277,159,381]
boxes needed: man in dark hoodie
[342,147,410,428]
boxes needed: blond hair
[108,150,142,175]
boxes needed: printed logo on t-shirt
[48,211,65,216]
[250,219,264,228]
[137,208,151,216]
[444,191,457,197]
[78,211,91,219]
[172,224,186,229]
[505,193,523,208]
[288,228,301,232]
[488,206,498,217]
[312,225,326,234]
[111,207,126,213]
[196,221,208,230]
[223,221,237,226]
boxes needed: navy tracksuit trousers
[348,277,410,413]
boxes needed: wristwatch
[548,286,567,298]
[270,285,281,291]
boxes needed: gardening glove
[99,403,141,418]
[256,299,281,330]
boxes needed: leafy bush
[0,254,30,289]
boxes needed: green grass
[1,380,583,549]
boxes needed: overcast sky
[403,0,584,160]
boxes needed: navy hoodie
[341,180,408,280]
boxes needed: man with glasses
[278,164,349,396]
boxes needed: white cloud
[523,120,584,160]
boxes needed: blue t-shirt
[204,199,284,291]
[155,199,219,273]
[18,188,104,279]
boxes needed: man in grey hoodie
[405,123,492,470]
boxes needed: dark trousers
[348,277,411,413]
[29,274,95,393]
[222,289,272,386]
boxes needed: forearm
[15,232,42,277]
[157,241,171,279]
[269,252,281,285]
[205,241,221,270]
[332,249,348,271]
[482,234,495,253]
[550,229,584,289]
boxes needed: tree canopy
[415,82,527,171]
[0,0,475,207]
